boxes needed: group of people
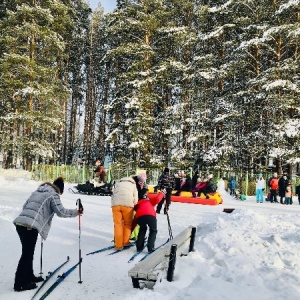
[266,172,294,205]
[254,171,298,205]
[14,163,299,293]
[110,167,173,253]
[13,168,167,293]
[156,169,217,199]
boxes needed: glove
[161,188,167,195]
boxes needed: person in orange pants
[111,177,138,250]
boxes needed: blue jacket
[229,178,237,189]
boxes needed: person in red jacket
[131,191,165,253]
[269,172,279,203]
[191,178,207,198]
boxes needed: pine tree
[0,0,70,170]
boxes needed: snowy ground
[1,170,300,300]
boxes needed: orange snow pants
[112,206,134,249]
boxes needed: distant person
[296,184,300,205]
[278,172,289,204]
[174,174,192,196]
[229,176,237,196]
[13,177,82,292]
[191,178,207,198]
[255,173,265,203]
[268,172,279,203]
[132,173,148,199]
[203,174,216,199]
[173,173,181,191]
[111,177,138,250]
[156,167,175,214]
[94,160,107,183]
[284,181,293,205]
[192,171,200,188]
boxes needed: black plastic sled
[69,181,114,196]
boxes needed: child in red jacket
[131,191,165,253]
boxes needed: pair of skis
[31,257,81,300]
[86,241,136,256]
[127,239,170,263]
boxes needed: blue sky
[88,0,117,12]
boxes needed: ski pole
[76,198,84,284]
[39,239,43,275]
[166,211,173,240]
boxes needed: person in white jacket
[111,177,138,250]
[256,173,265,203]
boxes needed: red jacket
[269,178,279,190]
[193,181,207,191]
[131,192,164,231]
[134,192,164,219]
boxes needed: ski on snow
[108,242,135,255]
[138,239,170,262]
[127,245,147,263]
[38,259,82,300]
[86,244,115,256]
[31,256,70,300]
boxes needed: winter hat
[259,173,263,177]
[164,167,170,173]
[137,173,147,183]
[53,177,64,194]
[208,174,213,179]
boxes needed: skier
[111,176,138,250]
[155,167,175,214]
[13,177,82,292]
[131,190,165,253]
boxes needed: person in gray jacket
[13,177,82,292]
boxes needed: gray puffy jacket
[13,182,78,240]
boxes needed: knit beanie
[164,167,170,174]
[53,177,64,194]
[137,173,147,183]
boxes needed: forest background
[0,0,300,182]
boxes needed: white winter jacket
[14,183,78,240]
[111,177,138,208]
[256,178,265,190]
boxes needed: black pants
[156,188,172,213]
[136,215,157,252]
[14,225,38,288]
[270,190,278,203]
